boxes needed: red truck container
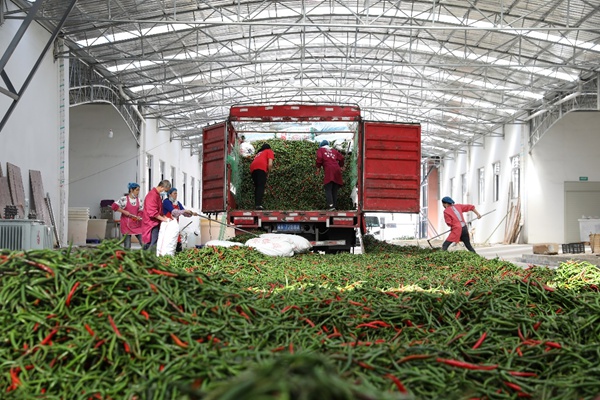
[202,104,421,252]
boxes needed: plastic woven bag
[156,219,180,256]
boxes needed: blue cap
[319,140,329,147]
[168,188,177,195]
[128,182,140,191]
[441,196,454,204]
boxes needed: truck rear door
[361,122,421,212]
[201,122,228,213]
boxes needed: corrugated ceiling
[4,0,600,157]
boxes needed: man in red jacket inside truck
[441,196,481,253]
[316,140,345,211]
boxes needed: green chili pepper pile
[2,239,600,399]
[234,139,354,210]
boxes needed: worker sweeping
[441,196,481,253]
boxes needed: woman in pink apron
[111,183,144,249]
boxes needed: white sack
[156,219,180,257]
[259,233,312,254]
[245,237,294,257]
[205,240,245,248]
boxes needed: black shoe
[327,205,335,211]
[256,205,264,210]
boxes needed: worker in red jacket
[142,180,172,250]
[249,143,275,210]
[441,196,481,253]
[316,140,345,211]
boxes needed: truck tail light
[233,217,255,225]
[331,217,355,226]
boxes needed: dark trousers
[442,225,476,253]
[252,169,267,207]
[123,234,142,249]
[143,225,160,251]
[324,182,341,208]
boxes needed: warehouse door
[202,122,227,213]
[361,122,421,212]
[564,181,600,242]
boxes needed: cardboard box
[532,243,559,255]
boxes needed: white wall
[439,124,526,244]
[69,104,139,217]
[69,107,202,217]
[0,6,64,237]
[140,119,201,211]
[2,9,201,242]
[526,111,600,243]
[439,112,600,245]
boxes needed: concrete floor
[393,239,600,269]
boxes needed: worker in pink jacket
[441,196,481,253]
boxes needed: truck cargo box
[202,104,421,252]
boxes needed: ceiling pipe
[119,84,146,124]
[523,108,548,121]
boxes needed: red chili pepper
[517,327,526,341]
[384,291,399,298]
[455,310,461,319]
[150,268,178,277]
[123,342,131,353]
[40,328,58,346]
[289,343,294,354]
[108,315,122,337]
[436,358,498,370]
[170,333,189,348]
[464,278,476,286]
[140,310,150,320]
[516,346,523,356]
[281,305,293,313]
[504,381,524,392]
[196,277,204,284]
[84,324,95,337]
[66,282,81,307]
[348,300,363,306]
[94,339,106,348]
[304,318,315,327]
[239,311,251,321]
[533,321,542,331]
[385,374,408,393]
[542,284,555,292]
[396,354,432,364]
[509,371,538,377]
[405,320,414,327]
[149,284,158,293]
[356,361,374,370]
[472,332,487,349]
[8,367,21,391]
[24,259,54,276]
[271,346,285,352]
[544,341,562,349]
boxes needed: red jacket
[316,146,344,185]
[250,149,275,173]
[443,204,475,242]
[142,187,163,244]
